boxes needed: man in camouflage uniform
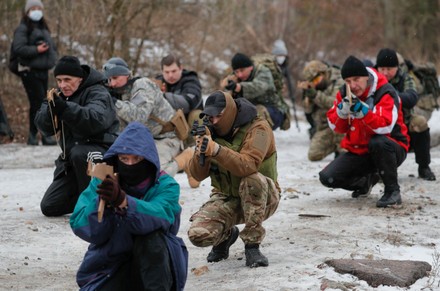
[298,60,345,161]
[102,57,199,187]
[220,53,289,130]
[376,48,436,180]
[187,91,280,268]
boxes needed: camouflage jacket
[311,66,344,131]
[389,69,418,124]
[240,64,289,114]
[114,77,176,138]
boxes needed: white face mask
[276,56,286,65]
[28,10,43,22]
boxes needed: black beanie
[54,56,85,78]
[376,48,399,68]
[231,53,253,70]
[341,55,369,79]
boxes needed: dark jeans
[266,106,284,130]
[99,231,173,291]
[410,129,431,167]
[319,135,407,193]
[20,70,48,136]
[40,144,107,216]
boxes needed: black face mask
[315,78,330,91]
[117,159,155,186]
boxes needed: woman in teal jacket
[70,121,188,290]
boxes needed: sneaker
[207,226,239,262]
[418,166,436,181]
[245,244,269,268]
[376,190,402,208]
[352,173,380,198]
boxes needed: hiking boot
[376,190,402,208]
[245,244,269,268]
[207,226,239,263]
[42,135,57,146]
[418,166,436,181]
[27,133,38,146]
[352,173,380,198]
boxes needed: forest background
[0,0,439,142]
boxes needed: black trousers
[410,129,431,168]
[99,231,174,291]
[20,70,48,136]
[40,144,107,216]
[319,135,407,193]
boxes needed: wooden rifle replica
[87,162,114,223]
[346,83,352,125]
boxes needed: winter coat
[327,67,409,155]
[70,122,188,291]
[34,66,119,156]
[11,19,57,71]
[388,69,419,125]
[189,97,280,195]
[113,77,177,138]
[157,69,203,111]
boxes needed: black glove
[96,175,126,207]
[49,95,68,115]
[225,80,237,91]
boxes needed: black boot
[42,135,57,146]
[27,133,38,146]
[207,226,239,262]
[245,244,268,268]
[418,166,436,181]
[352,173,380,198]
[376,190,402,208]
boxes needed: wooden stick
[87,162,114,223]
[97,199,105,223]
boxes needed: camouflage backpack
[251,53,291,130]
[410,63,440,112]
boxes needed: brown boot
[174,148,200,188]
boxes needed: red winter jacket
[327,68,409,155]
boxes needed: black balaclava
[117,159,155,187]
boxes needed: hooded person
[70,121,188,291]
[187,91,281,268]
[319,55,409,208]
[34,55,119,217]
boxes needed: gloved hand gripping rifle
[191,118,210,166]
[47,88,60,132]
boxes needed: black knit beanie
[231,53,253,70]
[54,56,85,78]
[341,55,369,79]
[376,48,399,68]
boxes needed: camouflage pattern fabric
[306,65,345,161]
[156,137,183,176]
[188,172,280,247]
[115,77,177,139]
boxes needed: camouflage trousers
[156,136,183,176]
[188,172,280,247]
[308,127,344,161]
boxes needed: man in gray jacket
[103,57,199,188]
[35,56,119,217]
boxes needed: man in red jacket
[319,56,409,207]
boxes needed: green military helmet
[302,60,328,81]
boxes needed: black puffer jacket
[35,66,119,155]
[157,70,203,110]
[11,19,57,71]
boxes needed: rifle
[87,162,114,223]
[191,118,210,166]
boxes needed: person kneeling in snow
[70,122,188,290]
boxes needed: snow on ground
[1,110,440,290]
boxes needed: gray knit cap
[271,39,288,56]
[102,57,131,78]
[25,0,44,12]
